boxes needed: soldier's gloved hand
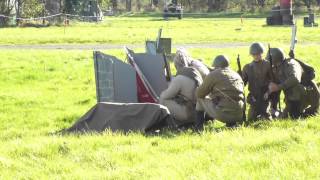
[289,50,295,59]
[268,82,280,93]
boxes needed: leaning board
[93,51,138,103]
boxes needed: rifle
[237,54,242,75]
[268,44,275,80]
[236,54,247,122]
[289,22,298,59]
[162,51,172,82]
[268,44,282,112]
[156,27,162,52]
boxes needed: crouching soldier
[195,55,245,130]
[160,55,203,127]
[242,42,273,121]
[268,48,320,119]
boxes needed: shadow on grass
[54,115,312,139]
[144,120,239,138]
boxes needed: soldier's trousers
[196,98,244,124]
[248,101,271,121]
[283,81,320,119]
[160,99,195,126]
[303,81,320,116]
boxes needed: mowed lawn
[0,17,320,45]
[1,45,320,179]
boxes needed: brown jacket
[196,67,245,123]
[197,68,244,101]
[242,60,272,97]
[274,59,306,101]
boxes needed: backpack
[295,59,315,86]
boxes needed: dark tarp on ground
[66,102,174,133]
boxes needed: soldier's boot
[226,121,238,128]
[194,111,205,131]
[303,107,318,118]
[288,101,302,119]
[271,108,280,119]
[204,113,214,122]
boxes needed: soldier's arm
[160,76,181,100]
[196,73,216,98]
[278,61,301,90]
[266,61,273,82]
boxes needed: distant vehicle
[163,0,183,19]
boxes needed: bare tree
[257,0,266,7]
[136,0,142,11]
[208,0,214,12]
[16,0,22,25]
[0,0,15,25]
[111,0,117,11]
[126,0,131,11]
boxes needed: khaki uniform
[160,68,202,125]
[274,59,304,118]
[242,60,272,121]
[196,68,245,124]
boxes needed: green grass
[1,47,320,179]
[0,17,320,45]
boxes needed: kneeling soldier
[268,48,319,119]
[195,55,245,130]
[160,54,203,127]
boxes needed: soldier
[160,54,203,127]
[174,49,210,79]
[242,43,273,121]
[268,48,320,119]
[195,55,245,130]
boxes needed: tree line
[104,0,320,13]
[1,0,319,24]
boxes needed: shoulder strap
[178,67,203,87]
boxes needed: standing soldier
[242,42,273,121]
[268,48,319,119]
[195,55,245,130]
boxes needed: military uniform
[195,55,245,130]
[160,67,203,126]
[269,48,320,118]
[273,58,305,118]
[242,43,273,121]
[303,80,320,116]
[243,60,273,121]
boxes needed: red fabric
[136,73,157,103]
[280,0,292,7]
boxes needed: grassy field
[1,17,320,179]
[1,46,320,179]
[0,17,320,45]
